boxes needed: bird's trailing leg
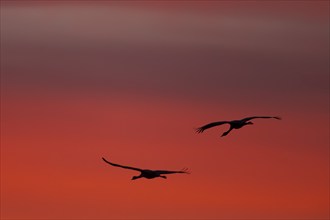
[221,128,233,137]
[160,175,167,179]
[131,175,142,180]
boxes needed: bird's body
[131,169,172,179]
[228,120,249,129]
[196,116,281,137]
[102,157,190,180]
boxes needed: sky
[0,1,329,219]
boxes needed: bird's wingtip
[181,167,191,174]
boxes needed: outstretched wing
[195,121,229,133]
[154,168,190,175]
[102,157,142,172]
[241,116,281,122]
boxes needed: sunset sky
[1,1,329,219]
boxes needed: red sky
[1,1,329,219]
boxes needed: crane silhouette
[102,157,190,180]
[196,116,281,137]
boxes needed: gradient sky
[1,1,329,219]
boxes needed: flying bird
[196,116,281,137]
[102,157,190,180]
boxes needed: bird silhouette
[196,116,281,137]
[102,157,190,180]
